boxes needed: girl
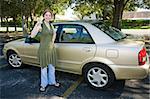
[31,9,60,92]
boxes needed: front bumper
[3,46,7,59]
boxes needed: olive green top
[38,21,57,68]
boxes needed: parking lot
[0,30,150,99]
[0,57,149,99]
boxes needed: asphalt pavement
[0,58,150,99]
[0,35,149,99]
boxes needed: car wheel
[84,63,115,89]
[7,52,22,68]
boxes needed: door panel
[56,43,96,72]
[55,24,96,73]
[22,42,39,65]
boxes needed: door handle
[83,47,92,52]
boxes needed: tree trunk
[0,17,2,27]
[23,16,28,37]
[30,12,34,30]
[102,7,108,20]
[112,0,124,30]
[95,14,99,19]
[6,17,9,32]
[22,15,27,37]
[112,0,130,30]
[13,17,17,32]
[53,13,56,21]
[26,16,29,28]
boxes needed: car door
[22,25,59,65]
[22,37,40,65]
[55,24,96,73]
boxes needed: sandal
[40,86,46,92]
[54,83,60,87]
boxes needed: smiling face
[43,11,52,22]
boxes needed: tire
[84,63,115,89]
[7,52,23,68]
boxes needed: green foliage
[73,0,113,19]
[122,20,150,29]
[73,0,149,29]
[1,0,149,31]
[1,0,72,32]
[1,20,22,27]
[124,0,150,11]
[136,0,150,9]
[1,0,20,17]
[35,0,71,16]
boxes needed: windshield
[93,22,126,41]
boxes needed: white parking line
[0,56,4,60]
[0,64,8,69]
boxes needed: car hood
[7,38,25,44]
[4,38,25,47]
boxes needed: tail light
[138,48,147,65]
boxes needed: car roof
[53,20,104,24]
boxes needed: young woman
[31,9,60,92]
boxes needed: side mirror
[25,35,39,43]
[25,36,31,43]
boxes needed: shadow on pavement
[69,79,125,99]
[123,75,150,99]
[0,64,149,99]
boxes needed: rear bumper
[111,57,150,80]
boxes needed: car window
[93,22,126,41]
[59,24,94,44]
[29,25,59,43]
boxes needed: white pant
[40,64,56,87]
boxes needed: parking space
[0,58,149,99]
[0,62,79,99]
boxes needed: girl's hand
[50,42,54,47]
[31,21,42,38]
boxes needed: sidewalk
[122,29,150,36]
[0,27,22,32]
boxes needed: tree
[73,1,94,19]
[34,0,71,19]
[135,0,150,9]
[1,0,72,36]
[73,0,131,29]
[73,0,150,29]
[1,0,21,32]
[112,0,130,30]
[73,0,111,19]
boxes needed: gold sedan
[3,21,150,89]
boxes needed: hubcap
[87,67,108,87]
[9,54,22,67]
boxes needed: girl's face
[44,12,52,22]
